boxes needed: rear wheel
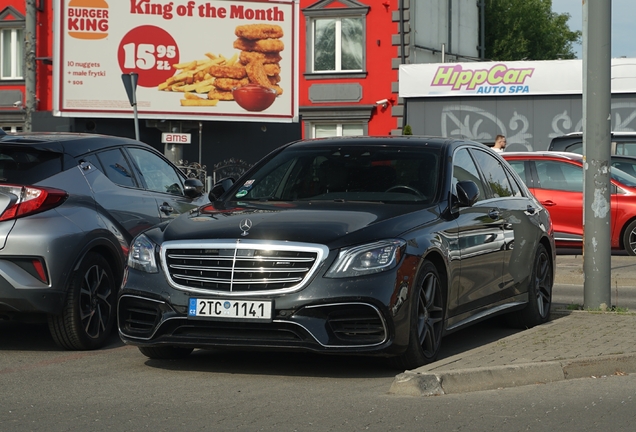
[622,220,636,256]
[507,243,552,328]
[138,346,194,360]
[392,261,445,370]
[48,252,117,350]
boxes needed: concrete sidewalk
[389,255,636,396]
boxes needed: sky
[551,0,636,59]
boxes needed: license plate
[188,298,272,321]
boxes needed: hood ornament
[239,218,253,236]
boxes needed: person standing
[493,135,507,153]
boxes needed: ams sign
[161,133,191,144]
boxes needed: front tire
[622,220,636,256]
[507,243,553,328]
[48,252,117,350]
[392,261,445,370]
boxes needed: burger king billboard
[53,0,299,122]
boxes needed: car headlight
[325,239,406,278]
[128,234,158,273]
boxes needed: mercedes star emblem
[239,218,253,236]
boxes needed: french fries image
[158,53,237,105]
[180,92,219,107]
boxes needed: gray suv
[548,132,636,155]
[0,131,208,349]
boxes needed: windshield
[230,146,441,203]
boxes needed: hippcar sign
[53,0,299,123]
[399,58,636,98]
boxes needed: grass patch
[564,303,631,313]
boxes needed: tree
[485,0,581,61]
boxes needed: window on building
[302,0,369,77]
[313,123,364,138]
[1,28,23,80]
[312,17,363,73]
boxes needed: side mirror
[183,178,204,198]
[456,180,479,207]
[208,177,234,201]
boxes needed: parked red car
[502,152,636,255]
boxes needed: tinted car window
[615,142,636,156]
[81,153,104,172]
[505,169,523,197]
[0,149,63,184]
[564,142,582,154]
[611,166,636,187]
[507,160,527,183]
[127,147,184,195]
[232,146,441,203]
[535,160,582,192]
[97,149,137,188]
[452,148,487,202]
[470,149,515,197]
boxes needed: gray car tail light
[0,185,68,221]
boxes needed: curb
[389,353,636,396]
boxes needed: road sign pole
[131,73,140,141]
[583,0,612,309]
[121,72,140,141]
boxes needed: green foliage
[402,124,413,135]
[485,0,581,61]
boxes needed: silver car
[0,131,208,349]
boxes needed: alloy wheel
[417,271,444,358]
[78,263,113,340]
[534,248,552,318]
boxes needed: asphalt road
[2,253,636,431]
[1,320,635,431]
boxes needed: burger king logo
[67,0,109,40]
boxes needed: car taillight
[0,185,68,222]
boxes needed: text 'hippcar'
[119,136,555,369]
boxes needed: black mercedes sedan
[118,136,555,369]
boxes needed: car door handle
[488,209,500,220]
[159,203,174,215]
[541,200,556,207]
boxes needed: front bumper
[117,265,414,356]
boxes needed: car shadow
[140,315,555,377]
[0,320,124,351]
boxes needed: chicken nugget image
[263,63,281,76]
[208,65,247,79]
[268,74,281,85]
[233,38,285,54]
[214,77,250,92]
[245,61,276,89]
[239,51,283,65]
[235,24,284,40]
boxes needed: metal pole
[199,121,203,165]
[583,0,612,309]
[131,73,140,141]
[24,0,37,132]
